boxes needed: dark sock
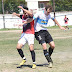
[43,50,52,62]
[48,47,54,56]
[30,50,35,62]
[17,49,24,58]
[43,49,48,55]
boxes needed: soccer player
[64,15,69,29]
[13,6,36,69]
[33,4,66,68]
[22,4,66,68]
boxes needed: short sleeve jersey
[20,15,34,34]
[33,11,55,32]
[64,17,68,24]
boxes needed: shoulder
[50,14,55,20]
[48,14,52,19]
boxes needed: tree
[3,0,26,14]
[50,0,72,11]
[0,0,2,14]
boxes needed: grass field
[0,27,72,72]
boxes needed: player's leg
[48,41,55,56]
[44,30,55,68]
[29,44,36,69]
[66,26,67,29]
[66,26,69,29]
[65,24,69,29]
[42,43,53,63]
[16,43,26,65]
[47,41,55,68]
[16,43,25,59]
[35,30,52,67]
[27,34,36,69]
[64,23,67,29]
[16,33,26,65]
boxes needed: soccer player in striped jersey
[33,4,65,68]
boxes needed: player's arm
[12,12,20,17]
[67,18,69,20]
[18,18,33,26]
[18,6,33,17]
[53,18,66,30]
[18,11,39,26]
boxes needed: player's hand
[18,6,23,9]
[18,24,23,26]
[14,24,23,27]
[60,26,66,30]
[12,12,16,15]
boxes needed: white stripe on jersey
[33,11,54,32]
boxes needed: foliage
[0,0,2,14]
[0,0,26,14]
[50,0,72,12]
[0,0,72,14]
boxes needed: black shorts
[35,30,53,44]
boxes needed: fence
[0,14,22,29]
[0,11,72,29]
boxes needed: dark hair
[24,6,28,10]
[45,4,52,11]
[65,15,66,16]
[23,6,28,13]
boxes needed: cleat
[20,60,26,66]
[32,64,36,69]
[48,62,53,68]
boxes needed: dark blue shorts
[35,30,53,44]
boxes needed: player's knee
[16,47,21,49]
[16,43,22,49]
[29,44,34,51]
[51,44,55,49]
[29,48,34,51]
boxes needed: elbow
[30,14,33,17]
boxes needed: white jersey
[33,11,54,32]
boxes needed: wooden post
[53,0,56,26]
[2,0,5,28]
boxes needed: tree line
[0,0,72,14]
[0,0,26,14]
[52,0,72,11]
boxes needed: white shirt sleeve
[33,11,40,20]
[50,14,55,20]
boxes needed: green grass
[0,25,72,30]
[0,28,22,31]
[0,27,72,72]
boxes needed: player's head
[65,15,66,17]
[23,6,29,17]
[45,4,52,15]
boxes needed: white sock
[23,57,26,60]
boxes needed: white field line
[54,36,72,39]
[0,36,72,41]
[0,30,72,39]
